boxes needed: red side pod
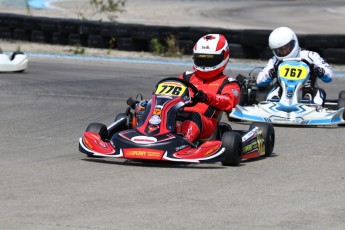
[83,132,116,155]
[241,150,260,160]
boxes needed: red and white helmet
[193,34,230,79]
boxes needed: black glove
[269,68,278,79]
[193,90,208,103]
[311,64,325,78]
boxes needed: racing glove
[193,90,208,103]
[269,68,278,79]
[127,97,139,109]
[311,64,325,78]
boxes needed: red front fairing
[82,131,116,155]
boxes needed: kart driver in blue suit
[256,27,333,107]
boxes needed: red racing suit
[178,71,241,140]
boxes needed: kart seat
[198,112,231,143]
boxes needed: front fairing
[277,60,310,105]
[110,128,224,162]
[135,79,192,136]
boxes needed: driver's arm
[308,51,333,83]
[206,82,241,112]
[256,58,277,87]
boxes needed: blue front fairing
[278,61,310,98]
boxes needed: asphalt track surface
[0,56,345,230]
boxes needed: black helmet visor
[193,53,224,68]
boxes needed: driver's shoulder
[300,49,321,60]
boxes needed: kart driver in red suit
[176,34,241,143]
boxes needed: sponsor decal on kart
[269,116,304,124]
[175,144,189,151]
[204,146,219,156]
[256,131,265,156]
[123,148,164,160]
[242,127,259,142]
[242,141,258,154]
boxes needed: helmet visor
[272,40,295,58]
[193,53,224,68]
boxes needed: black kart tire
[86,123,108,141]
[238,87,249,106]
[256,87,267,103]
[338,98,345,110]
[338,98,345,126]
[221,132,242,166]
[107,112,133,137]
[115,112,127,122]
[249,122,275,157]
[115,112,131,129]
[338,90,345,99]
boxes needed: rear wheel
[238,87,249,106]
[86,123,108,141]
[338,98,345,126]
[338,98,345,110]
[338,90,345,99]
[249,122,275,157]
[221,132,242,166]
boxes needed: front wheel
[86,123,108,141]
[221,132,242,166]
[249,122,275,157]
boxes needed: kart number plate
[155,82,187,97]
[279,63,309,80]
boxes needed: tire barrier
[323,48,345,64]
[0,13,344,64]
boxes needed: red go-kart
[79,78,275,166]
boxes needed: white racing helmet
[269,27,300,60]
[193,34,230,79]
